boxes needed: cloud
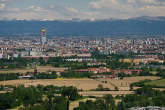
[0,4,87,20]
[0,3,5,10]
[0,0,165,20]
[27,5,42,12]
[89,0,165,9]
[66,7,79,14]
[88,0,165,19]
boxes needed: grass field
[0,66,67,74]
[145,78,165,87]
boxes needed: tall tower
[40,28,47,45]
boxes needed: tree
[103,94,115,106]
[115,86,119,91]
[53,96,68,110]
[118,101,126,110]
[97,84,103,91]
[130,84,133,91]
[34,67,38,79]
[61,86,79,101]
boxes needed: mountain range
[0,16,165,37]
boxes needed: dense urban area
[0,33,165,110]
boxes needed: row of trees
[0,58,28,69]
[36,72,57,79]
[61,71,93,78]
[0,73,19,81]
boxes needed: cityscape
[0,29,164,110]
[1,30,165,59]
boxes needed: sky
[0,0,165,20]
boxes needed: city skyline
[0,0,165,20]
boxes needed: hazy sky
[0,0,165,20]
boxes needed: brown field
[0,76,160,91]
[0,78,114,90]
[0,66,67,74]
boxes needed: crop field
[0,66,67,74]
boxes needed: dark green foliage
[131,79,151,87]
[36,72,57,79]
[104,54,132,69]
[131,79,165,88]
[156,69,165,77]
[75,87,165,110]
[0,85,42,109]
[0,58,28,69]
[0,85,80,110]
[48,57,88,69]
[0,73,19,81]
[27,105,46,110]
[115,86,119,91]
[61,86,80,101]
[91,51,108,59]
[53,96,68,110]
[139,68,153,76]
[149,61,162,65]
[61,71,93,78]
[118,86,165,109]
[74,94,116,110]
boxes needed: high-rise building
[40,28,47,45]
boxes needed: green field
[145,78,165,87]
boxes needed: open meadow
[145,78,165,87]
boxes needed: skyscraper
[40,28,47,45]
